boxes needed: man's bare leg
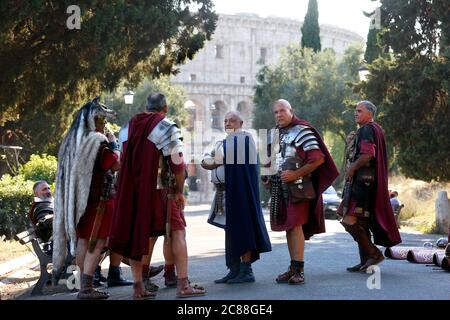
[279,226,305,284]
[171,230,188,279]
[76,238,88,274]
[171,229,206,297]
[142,237,158,266]
[129,258,156,299]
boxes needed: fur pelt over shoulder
[52,98,114,275]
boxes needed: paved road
[17,206,450,300]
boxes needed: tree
[356,0,450,182]
[105,77,188,129]
[364,28,382,64]
[301,0,321,52]
[254,45,362,137]
[362,2,385,64]
[0,1,217,160]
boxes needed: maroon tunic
[76,144,118,239]
[108,112,186,260]
[271,116,339,240]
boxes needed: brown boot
[359,248,384,272]
[77,273,109,300]
[346,244,367,272]
[342,221,384,272]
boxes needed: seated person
[390,191,402,213]
[29,180,54,244]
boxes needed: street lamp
[124,90,135,105]
[124,90,135,118]
[358,65,370,82]
[184,100,196,111]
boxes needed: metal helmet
[435,237,448,249]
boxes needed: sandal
[77,288,110,300]
[148,265,164,278]
[176,278,206,298]
[133,282,156,300]
[144,279,159,292]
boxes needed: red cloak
[108,112,166,260]
[366,122,402,247]
[291,116,340,240]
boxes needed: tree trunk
[435,191,450,234]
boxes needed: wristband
[109,141,119,151]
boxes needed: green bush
[0,174,34,239]
[19,154,57,184]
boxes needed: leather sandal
[288,271,305,285]
[144,279,159,292]
[148,265,164,278]
[133,282,156,300]
[276,266,293,283]
[176,278,206,298]
[77,288,110,300]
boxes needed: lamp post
[358,65,370,82]
[124,90,135,118]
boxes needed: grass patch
[389,176,449,234]
[0,237,32,264]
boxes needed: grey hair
[225,110,244,122]
[146,92,167,112]
[357,100,377,117]
[273,99,293,111]
[33,180,48,193]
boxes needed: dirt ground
[0,263,40,300]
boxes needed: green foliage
[19,154,57,184]
[301,0,321,52]
[253,44,363,138]
[0,1,217,158]
[357,0,450,182]
[104,76,188,128]
[0,174,33,239]
[323,131,345,178]
[364,28,382,64]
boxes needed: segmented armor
[268,125,319,223]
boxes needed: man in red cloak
[338,100,401,272]
[264,99,339,284]
[109,92,206,299]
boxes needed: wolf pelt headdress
[52,97,115,275]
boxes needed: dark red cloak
[108,112,166,260]
[291,116,339,240]
[366,122,401,247]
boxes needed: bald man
[263,99,338,284]
[202,111,271,284]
